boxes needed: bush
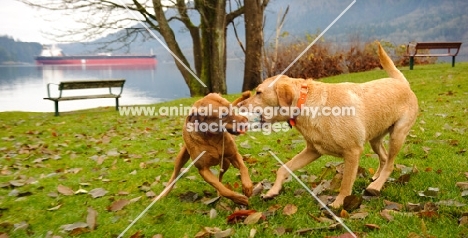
[263,36,437,79]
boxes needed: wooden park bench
[44,79,125,116]
[406,42,462,70]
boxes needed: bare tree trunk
[242,0,269,91]
[197,0,227,94]
[153,0,208,96]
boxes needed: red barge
[35,45,157,66]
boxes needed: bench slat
[60,80,125,90]
[415,42,462,50]
[44,94,121,101]
[413,54,455,57]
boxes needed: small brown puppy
[161,93,253,205]
[237,43,418,208]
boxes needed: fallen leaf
[178,191,199,202]
[282,204,298,216]
[227,210,257,224]
[57,185,74,196]
[343,195,363,211]
[350,212,368,220]
[462,190,468,197]
[248,228,257,238]
[146,191,156,198]
[108,199,129,212]
[130,230,143,238]
[60,222,88,231]
[86,207,98,231]
[380,209,394,221]
[456,182,468,190]
[396,174,411,184]
[244,212,264,225]
[459,214,468,226]
[130,196,142,203]
[209,208,217,219]
[407,202,422,212]
[213,228,233,238]
[436,200,466,207]
[273,227,286,235]
[203,196,220,205]
[74,188,88,195]
[240,140,251,149]
[365,224,380,230]
[13,221,29,232]
[340,209,349,218]
[89,188,108,198]
[47,204,62,211]
[252,182,263,196]
[418,187,439,197]
[384,200,403,211]
[268,204,282,213]
[9,180,25,187]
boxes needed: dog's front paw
[364,188,381,197]
[232,195,249,206]
[260,192,278,200]
[243,186,253,198]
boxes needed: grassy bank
[1,63,467,237]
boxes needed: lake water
[0,60,244,112]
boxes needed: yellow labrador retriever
[161,93,253,205]
[238,43,418,208]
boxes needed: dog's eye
[256,91,262,95]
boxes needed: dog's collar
[289,83,308,127]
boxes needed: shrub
[263,36,437,79]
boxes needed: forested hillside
[0,36,42,64]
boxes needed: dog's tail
[378,42,406,82]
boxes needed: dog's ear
[232,91,251,106]
[275,82,294,107]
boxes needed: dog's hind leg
[160,145,190,198]
[198,166,249,205]
[369,136,388,181]
[366,120,413,195]
[262,146,321,200]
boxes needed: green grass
[1,62,467,237]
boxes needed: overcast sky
[0,0,55,43]
[0,0,138,44]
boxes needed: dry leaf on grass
[57,185,74,196]
[282,204,297,216]
[89,188,108,198]
[47,204,62,211]
[86,207,98,231]
[243,212,264,225]
[227,210,257,224]
[107,199,129,212]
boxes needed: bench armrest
[109,84,124,97]
[46,83,62,99]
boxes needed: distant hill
[0,36,42,64]
[2,0,467,63]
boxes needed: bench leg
[452,56,455,67]
[409,56,414,70]
[115,98,119,111]
[54,101,59,116]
